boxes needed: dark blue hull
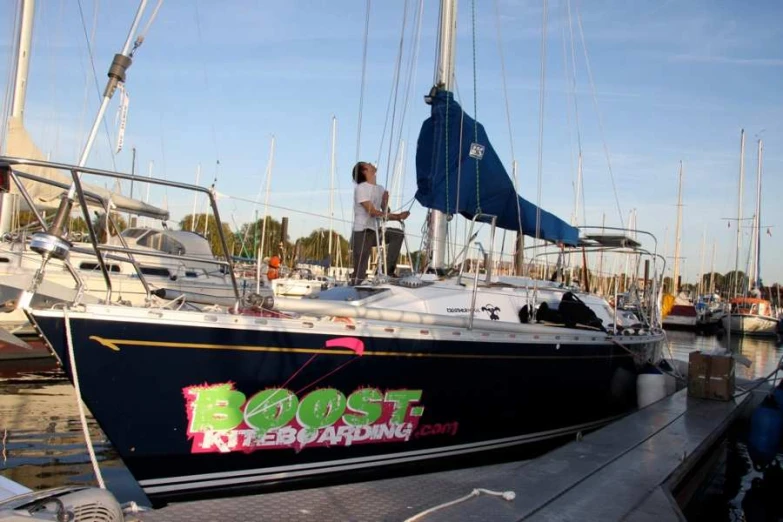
[29,311,657,504]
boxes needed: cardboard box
[688,351,735,401]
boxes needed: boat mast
[427,0,457,272]
[752,138,763,291]
[191,164,201,231]
[10,0,34,121]
[572,152,582,226]
[0,0,35,234]
[328,116,336,266]
[393,140,406,212]
[672,161,683,295]
[697,227,706,297]
[709,240,716,295]
[513,160,524,276]
[257,135,275,294]
[596,212,605,293]
[732,129,745,297]
[143,160,153,227]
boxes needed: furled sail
[4,116,169,221]
[415,90,578,245]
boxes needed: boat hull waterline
[28,307,661,502]
[721,314,778,337]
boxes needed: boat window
[79,262,121,273]
[185,270,201,278]
[0,257,9,263]
[136,232,159,248]
[122,228,150,239]
[162,237,186,256]
[137,232,186,256]
[140,266,171,277]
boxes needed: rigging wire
[355,0,372,162]
[561,0,578,225]
[492,0,521,240]
[389,0,425,210]
[534,0,548,246]
[193,0,221,175]
[131,0,164,56]
[76,0,118,173]
[575,0,623,226]
[569,0,588,229]
[378,0,410,188]
[471,0,480,216]
[46,0,67,160]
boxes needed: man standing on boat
[350,162,409,285]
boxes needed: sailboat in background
[0,0,161,341]
[722,138,778,336]
[661,162,697,330]
[12,0,663,504]
[0,0,251,345]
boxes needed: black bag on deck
[558,292,607,332]
[534,302,563,324]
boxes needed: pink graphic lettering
[325,337,365,355]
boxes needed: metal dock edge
[139,389,750,522]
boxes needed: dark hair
[352,162,369,184]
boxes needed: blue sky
[1,0,781,284]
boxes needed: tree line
[17,210,352,268]
[15,210,782,289]
[180,213,351,268]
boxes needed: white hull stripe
[140,416,619,494]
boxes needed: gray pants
[350,228,405,285]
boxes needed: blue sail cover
[415,90,579,245]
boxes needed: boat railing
[0,155,241,309]
[526,231,665,329]
[7,165,156,303]
[456,212,497,287]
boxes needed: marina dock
[137,388,750,522]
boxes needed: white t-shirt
[353,182,384,231]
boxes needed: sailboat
[0,0,253,343]
[661,162,698,330]
[11,0,663,504]
[722,138,777,336]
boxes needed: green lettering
[297,388,346,429]
[385,390,424,423]
[188,384,245,432]
[343,388,382,426]
[244,388,298,432]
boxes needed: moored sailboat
[12,0,664,504]
[723,297,777,336]
[0,0,258,349]
[722,138,776,336]
[661,162,697,330]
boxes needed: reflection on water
[664,331,782,522]
[0,359,147,505]
[0,333,780,513]
[664,330,783,380]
